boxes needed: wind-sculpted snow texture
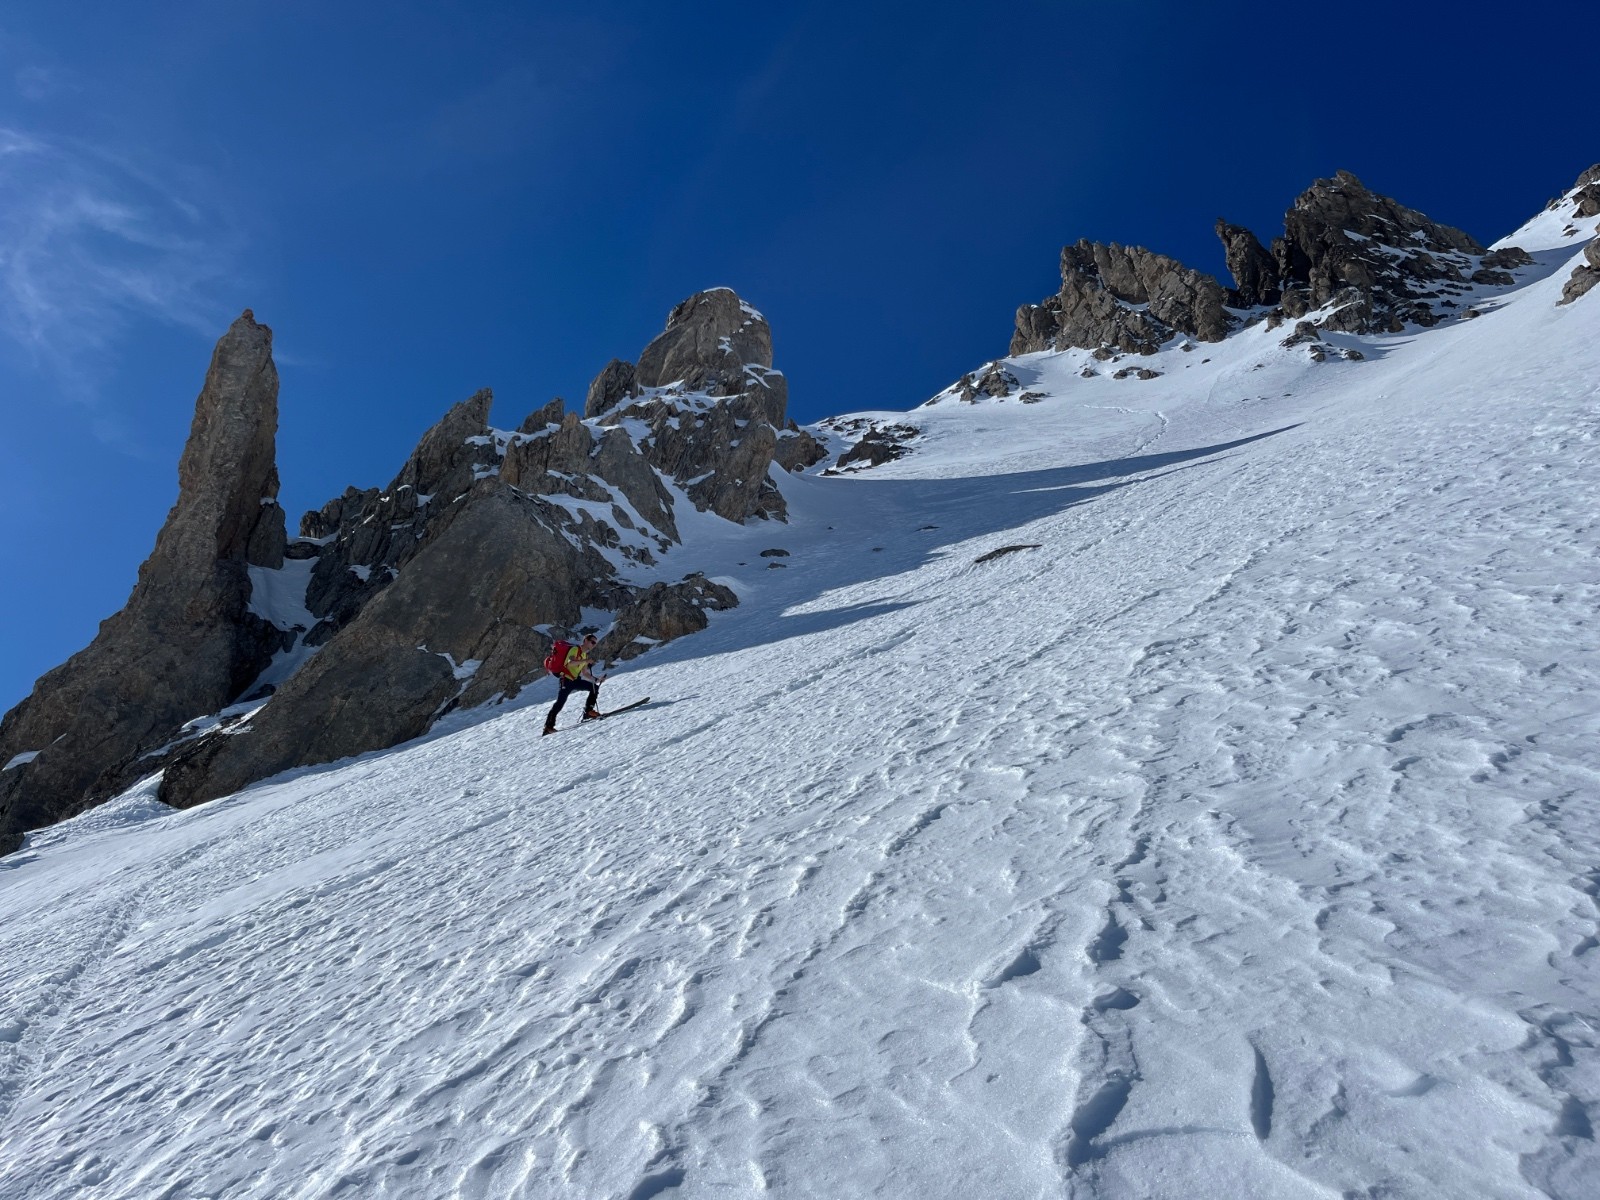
[1,189,1598,1197]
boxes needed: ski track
[2,239,1598,1197]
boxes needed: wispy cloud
[14,64,69,102]
[0,126,244,410]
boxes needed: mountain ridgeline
[2,165,1597,854]
[0,289,825,852]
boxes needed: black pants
[547,677,598,725]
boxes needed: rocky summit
[0,289,805,843]
[588,288,824,521]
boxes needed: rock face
[1572,164,1600,219]
[585,359,637,419]
[588,288,796,522]
[1012,241,1232,356]
[0,312,289,853]
[1559,236,1600,305]
[299,389,502,647]
[1215,220,1281,308]
[774,423,828,473]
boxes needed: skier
[544,634,603,736]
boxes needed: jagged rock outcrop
[1573,164,1600,219]
[596,575,739,663]
[0,311,289,853]
[585,359,638,418]
[634,290,777,398]
[3,289,803,850]
[1215,220,1281,308]
[774,423,828,473]
[1012,240,1232,356]
[502,411,679,545]
[1265,171,1488,331]
[592,288,794,522]
[221,289,788,813]
[1559,237,1600,305]
[1015,171,1542,359]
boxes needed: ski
[595,697,650,719]
[543,697,652,735]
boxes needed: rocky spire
[0,311,288,853]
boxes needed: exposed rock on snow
[1011,240,1232,356]
[974,543,1042,563]
[821,420,920,473]
[595,574,739,663]
[1559,236,1600,304]
[0,311,291,854]
[1571,163,1600,218]
[946,363,1021,402]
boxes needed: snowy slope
[1,203,1597,1198]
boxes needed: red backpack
[543,640,573,678]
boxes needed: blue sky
[0,0,1591,712]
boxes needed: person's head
[583,635,597,649]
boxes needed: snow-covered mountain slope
[2,206,1597,1198]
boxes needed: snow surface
[245,556,321,696]
[1,221,1598,1198]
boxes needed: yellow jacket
[558,645,592,681]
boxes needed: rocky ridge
[1012,240,1232,356]
[1010,169,1550,363]
[1,290,801,846]
[828,163,1597,477]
